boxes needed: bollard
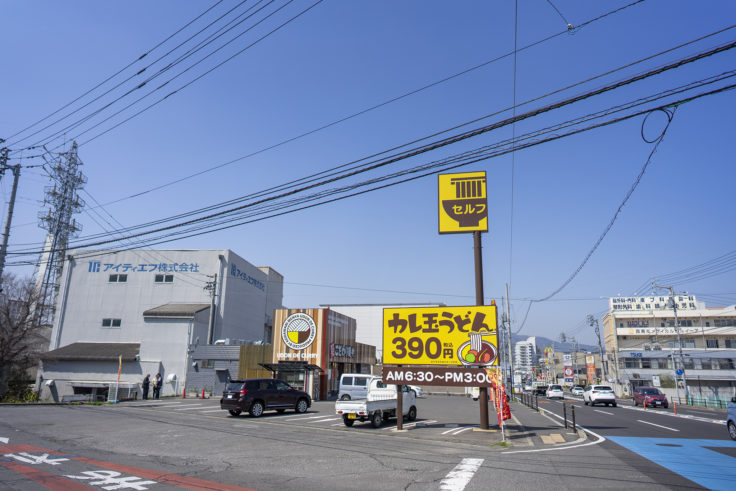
[535,393,539,411]
[674,401,677,415]
[571,405,576,431]
[563,403,568,429]
[201,388,206,399]
[182,387,186,398]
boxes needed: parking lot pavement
[117,395,582,449]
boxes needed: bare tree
[0,273,50,400]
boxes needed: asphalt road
[1,395,734,490]
[533,393,735,490]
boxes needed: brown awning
[143,303,210,318]
[41,342,140,361]
[259,362,323,373]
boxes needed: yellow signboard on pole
[383,305,498,366]
[438,171,488,234]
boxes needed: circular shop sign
[281,313,317,350]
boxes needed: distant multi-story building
[514,337,537,373]
[603,295,736,403]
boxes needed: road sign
[564,367,573,377]
[676,369,684,376]
[438,171,488,234]
[383,305,497,366]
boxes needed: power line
[7,62,735,260]
[42,0,653,205]
[5,0,225,146]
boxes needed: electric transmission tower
[35,141,85,327]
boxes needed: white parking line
[174,405,207,411]
[142,402,183,406]
[450,427,474,435]
[440,458,484,491]
[594,409,614,415]
[310,418,340,423]
[284,415,330,422]
[200,409,223,413]
[637,419,680,432]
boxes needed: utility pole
[0,146,20,289]
[506,283,514,393]
[204,273,217,344]
[588,315,607,383]
[571,337,578,386]
[655,284,689,401]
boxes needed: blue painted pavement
[607,436,736,490]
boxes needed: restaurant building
[269,308,376,400]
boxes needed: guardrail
[677,395,732,409]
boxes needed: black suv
[220,378,311,417]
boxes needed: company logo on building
[281,313,316,350]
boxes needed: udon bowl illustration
[457,332,497,365]
[442,198,487,227]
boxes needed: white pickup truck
[335,379,417,428]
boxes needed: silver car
[583,385,617,407]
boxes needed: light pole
[588,315,608,384]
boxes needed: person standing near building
[153,373,162,399]
[142,374,150,400]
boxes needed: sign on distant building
[609,295,697,312]
[438,171,488,234]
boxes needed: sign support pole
[474,231,490,430]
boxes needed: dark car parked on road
[632,386,669,408]
[220,378,311,417]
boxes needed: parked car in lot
[583,385,617,407]
[727,396,736,441]
[571,385,585,397]
[408,385,424,398]
[220,378,311,417]
[546,384,564,399]
[632,386,669,408]
[338,373,378,400]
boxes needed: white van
[338,373,377,400]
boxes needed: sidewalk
[503,400,585,446]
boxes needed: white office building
[39,249,283,401]
[514,337,537,373]
[603,295,736,404]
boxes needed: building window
[108,274,127,283]
[641,358,652,369]
[625,359,640,369]
[200,360,215,369]
[154,274,174,283]
[706,339,719,348]
[706,322,710,327]
[700,359,712,370]
[102,318,122,328]
[715,319,734,328]
[725,339,736,348]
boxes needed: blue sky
[1,1,735,344]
